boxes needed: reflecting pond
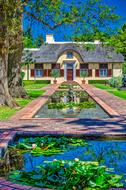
[34,89,109,118]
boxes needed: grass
[93,84,126,100]
[0,81,48,120]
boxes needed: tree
[108,24,126,74]
[0,1,17,107]
[0,0,120,107]
[22,50,35,80]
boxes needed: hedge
[88,80,108,84]
[23,80,51,85]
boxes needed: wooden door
[67,69,73,81]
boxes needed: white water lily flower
[32,144,37,149]
[74,158,79,162]
[53,159,57,162]
[41,143,44,147]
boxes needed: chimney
[46,34,55,43]
[94,40,100,44]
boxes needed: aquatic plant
[11,136,87,156]
[48,101,96,109]
[9,160,123,189]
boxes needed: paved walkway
[81,84,126,117]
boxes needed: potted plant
[51,69,60,84]
[80,70,88,84]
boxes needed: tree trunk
[8,14,27,98]
[0,4,16,107]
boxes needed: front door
[67,64,73,81]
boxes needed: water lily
[73,186,77,190]
[74,158,79,162]
[32,144,37,149]
[41,143,44,147]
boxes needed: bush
[80,70,88,78]
[21,71,25,80]
[23,80,51,86]
[51,69,60,79]
[88,80,108,84]
[108,76,122,88]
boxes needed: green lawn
[0,81,48,120]
[93,84,126,100]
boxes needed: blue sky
[24,0,126,41]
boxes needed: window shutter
[60,69,64,77]
[88,69,92,77]
[44,70,48,77]
[108,69,112,77]
[31,69,35,77]
[95,69,99,77]
[76,69,80,77]
[48,69,51,76]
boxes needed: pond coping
[0,177,125,190]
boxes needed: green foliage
[108,76,122,88]
[12,136,87,156]
[88,80,108,84]
[59,84,80,89]
[21,72,25,80]
[51,69,60,79]
[80,70,88,79]
[9,160,123,189]
[123,62,126,74]
[48,101,96,109]
[109,23,126,56]
[23,28,44,48]
[23,80,51,85]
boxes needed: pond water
[34,90,109,118]
[7,137,126,187]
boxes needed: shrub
[23,80,51,86]
[80,70,88,79]
[51,69,60,79]
[88,80,108,84]
[21,71,25,80]
[108,76,122,88]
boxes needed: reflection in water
[34,90,109,118]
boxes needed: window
[67,52,73,59]
[100,69,108,77]
[52,64,60,69]
[99,64,108,77]
[35,69,43,77]
[67,63,73,69]
[80,64,88,69]
[35,64,43,69]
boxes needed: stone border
[80,84,120,117]
[0,177,50,190]
[10,84,60,121]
